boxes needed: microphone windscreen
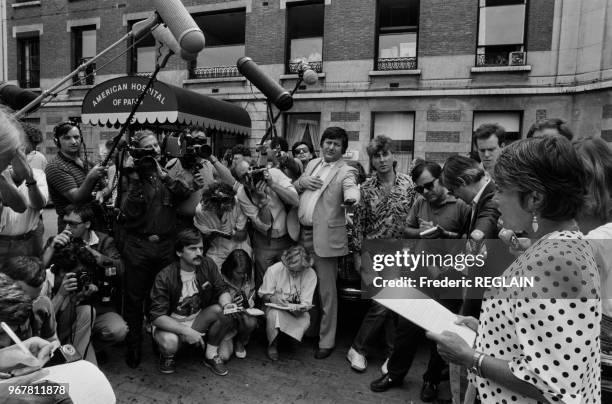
[152,0,205,54]
[0,83,39,110]
[151,25,197,61]
[237,57,293,111]
[302,69,318,85]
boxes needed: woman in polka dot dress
[428,137,601,404]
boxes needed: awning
[81,76,251,135]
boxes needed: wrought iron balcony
[288,61,323,74]
[376,57,417,71]
[476,51,526,67]
[190,65,241,79]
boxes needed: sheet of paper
[374,288,476,346]
[36,360,116,404]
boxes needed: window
[376,0,419,70]
[72,25,97,85]
[191,9,246,79]
[372,112,414,173]
[17,34,40,88]
[477,0,527,67]
[284,113,321,152]
[286,2,324,74]
[472,111,522,153]
[128,20,156,75]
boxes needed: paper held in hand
[374,288,477,347]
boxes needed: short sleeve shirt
[471,231,601,404]
[45,152,92,217]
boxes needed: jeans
[93,311,128,350]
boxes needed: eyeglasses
[415,180,436,194]
[294,147,310,155]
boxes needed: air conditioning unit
[509,51,526,66]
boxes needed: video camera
[165,132,212,170]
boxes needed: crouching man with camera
[150,229,235,376]
[42,204,127,363]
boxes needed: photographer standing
[120,130,191,368]
[45,121,107,231]
[42,204,127,359]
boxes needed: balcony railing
[73,57,95,86]
[190,65,241,80]
[476,51,526,67]
[376,57,417,71]
[288,61,323,74]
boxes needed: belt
[0,231,34,241]
[301,225,313,230]
[127,233,170,243]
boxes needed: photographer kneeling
[40,236,100,365]
[42,204,127,361]
[150,229,235,376]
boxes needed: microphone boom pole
[14,14,161,118]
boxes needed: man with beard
[370,160,470,403]
[150,229,234,375]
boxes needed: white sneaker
[381,357,389,374]
[346,347,367,372]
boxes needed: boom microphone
[237,57,293,111]
[152,0,205,54]
[151,24,197,61]
[0,83,40,111]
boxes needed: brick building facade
[3,0,612,170]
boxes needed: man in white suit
[294,127,360,358]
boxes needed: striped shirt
[45,152,92,217]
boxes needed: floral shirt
[352,172,416,252]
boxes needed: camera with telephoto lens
[165,133,212,170]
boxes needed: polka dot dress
[470,231,601,404]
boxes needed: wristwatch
[470,351,485,377]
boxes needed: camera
[50,238,99,294]
[44,344,82,367]
[247,168,267,185]
[165,133,212,170]
[99,262,118,306]
[129,147,158,161]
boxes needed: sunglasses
[294,147,310,155]
[415,180,436,194]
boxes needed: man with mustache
[149,228,234,376]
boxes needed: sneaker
[381,357,389,374]
[346,347,367,372]
[420,381,438,402]
[234,342,247,359]
[159,355,176,374]
[204,355,228,376]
